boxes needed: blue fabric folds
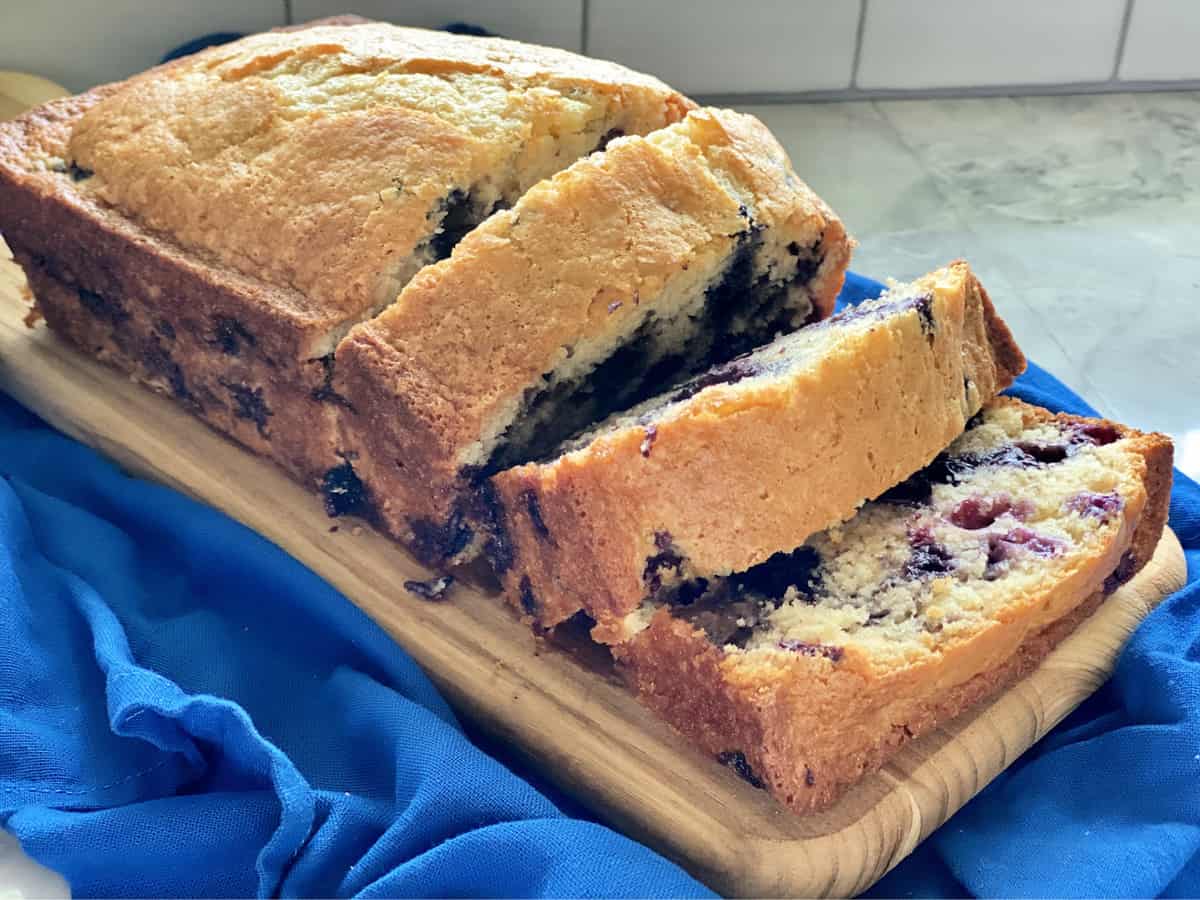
[0,270,1195,897]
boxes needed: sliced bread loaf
[333,107,852,563]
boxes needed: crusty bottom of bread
[613,407,1173,813]
[17,247,349,491]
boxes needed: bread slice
[612,398,1173,812]
[491,262,1024,638]
[333,106,852,564]
[0,20,691,482]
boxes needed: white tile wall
[291,0,584,51]
[0,0,285,92]
[586,0,860,95]
[857,0,1127,90]
[2,1,1199,108]
[1119,0,1200,81]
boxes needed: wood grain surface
[0,245,1186,897]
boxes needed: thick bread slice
[613,398,1173,813]
[492,262,1024,639]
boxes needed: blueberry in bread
[490,262,1024,639]
[0,19,692,483]
[333,106,852,564]
[612,398,1173,812]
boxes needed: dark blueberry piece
[218,379,272,437]
[139,337,193,405]
[804,767,816,787]
[914,293,936,337]
[67,161,93,181]
[785,237,824,283]
[441,21,495,36]
[607,300,622,314]
[986,526,1066,575]
[410,509,474,567]
[1000,526,1066,557]
[777,639,844,662]
[643,531,685,594]
[732,545,822,600]
[211,316,256,356]
[1073,422,1121,447]
[904,525,955,579]
[736,204,750,220]
[985,533,1011,571]
[1103,550,1137,593]
[1065,491,1124,521]
[471,480,514,574]
[717,751,765,789]
[670,360,760,403]
[669,577,709,607]
[523,489,553,542]
[1014,440,1069,464]
[950,494,1022,530]
[310,354,355,410]
[878,450,967,507]
[322,462,371,519]
[594,128,625,152]
[965,409,986,430]
[77,287,130,326]
[867,608,891,622]
[430,189,478,260]
[404,575,454,601]
[518,576,538,615]
[877,470,936,507]
[639,424,657,458]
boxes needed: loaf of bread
[491,262,1024,639]
[612,398,1173,811]
[0,19,692,483]
[333,106,852,565]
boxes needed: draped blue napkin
[0,271,1196,898]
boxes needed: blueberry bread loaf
[491,262,1024,639]
[333,106,851,564]
[0,19,691,482]
[612,398,1173,811]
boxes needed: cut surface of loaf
[491,262,1025,639]
[0,19,691,481]
[333,106,852,564]
[613,398,1173,812]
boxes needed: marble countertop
[747,91,1200,482]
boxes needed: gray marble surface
[748,92,1200,483]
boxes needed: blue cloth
[0,270,1195,898]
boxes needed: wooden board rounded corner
[0,252,1188,898]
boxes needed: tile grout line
[850,0,869,90]
[696,78,1200,107]
[1111,0,1137,81]
[580,0,590,56]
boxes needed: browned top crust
[335,107,850,538]
[0,21,692,350]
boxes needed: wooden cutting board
[0,248,1187,897]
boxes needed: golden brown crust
[496,262,1026,637]
[334,107,851,556]
[61,22,692,328]
[0,21,692,481]
[613,399,1174,813]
